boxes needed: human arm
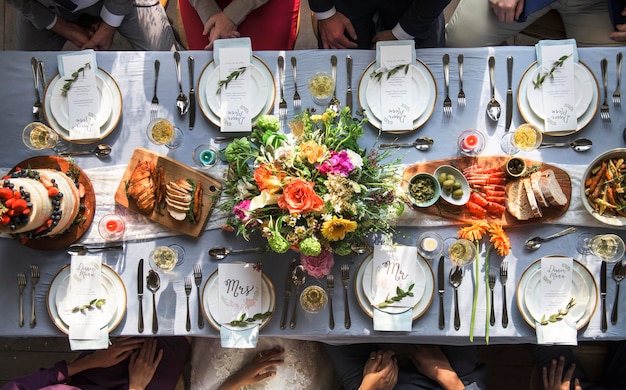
[307,0,357,49]
[217,346,284,390]
[408,345,465,390]
[358,350,398,390]
[67,337,145,376]
[128,338,163,390]
[610,7,626,42]
[0,361,72,390]
[389,0,449,46]
[489,0,525,23]
[79,0,132,50]
[541,356,582,390]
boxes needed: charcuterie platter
[402,156,571,226]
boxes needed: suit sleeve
[397,0,450,40]
[308,0,336,13]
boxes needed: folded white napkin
[535,39,579,64]
[536,317,578,345]
[213,37,252,66]
[220,324,259,348]
[373,308,412,331]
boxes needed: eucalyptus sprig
[540,297,576,326]
[228,311,272,327]
[532,54,572,89]
[61,62,92,96]
[370,64,410,83]
[72,298,106,313]
[216,66,247,94]
[376,284,414,308]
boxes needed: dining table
[1,45,626,346]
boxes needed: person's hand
[408,345,464,390]
[203,11,241,50]
[81,22,116,50]
[317,12,358,49]
[489,0,525,23]
[542,356,582,390]
[217,346,284,390]
[67,337,144,376]
[128,338,163,390]
[610,7,626,42]
[50,18,92,48]
[358,350,398,390]
[371,30,397,46]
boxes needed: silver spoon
[31,57,42,120]
[59,144,112,158]
[208,246,265,260]
[538,138,593,152]
[290,265,306,329]
[147,269,160,333]
[378,137,434,151]
[173,52,189,116]
[67,243,124,256]
[450,266,463,330]
[328,55,340,113]
[611,261,626,324]
[524,226,577,251]
[486,56,501,122]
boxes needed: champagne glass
[578,234,626,262]
[149,244,184,273]
[445,238,476,267]
[147,118,183,149]
[300,284,328,313]
[23,122,58,150]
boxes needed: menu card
[58,51,100,140]
[67,255,106,343]
[218,47,252,132]
[378,44,414,132]
[538,42,577,132]
[217,263,263,324]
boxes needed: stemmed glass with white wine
[444,238,476,267]
[576,233,626,262]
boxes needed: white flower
[236,178,255,198]
[345,149,363,169]
[249,190,280,211]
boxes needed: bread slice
[530,171,549,208]
[522,178,543,218]
[505,180,535,220]
[540,169,568,206]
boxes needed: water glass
[149,245,179,273]
[445,238,476,267]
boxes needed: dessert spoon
[208,246,265,260]
[450,266,463,330]
[378,137,434,151]
[147,270,160,333]
[524,227,577,250]
[611,261,625,324]
[173,52,189,116]
[538,138,592,152]
[59,144,112,158]
[486,56,501,122]
[67,244,124,256]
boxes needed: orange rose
[254,164,284,194]
[300,140,326,164]
[278,179,324,214]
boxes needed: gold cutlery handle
[186,296,191,332]
[196,286,204,329]
[343,285,351,329]
[30,287,36,328]
[138,297,144,333]
[502,286,508,328]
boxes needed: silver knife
[188,56,195,130]
[601,261,607,332]
[138,258,144,333]
[280,259,297,329]
[505,56,513,131]
[438,256,445,329]
[346,55,353,115]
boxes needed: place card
[58,51,100,140]
[218,47,252,132]
[538,43,576,132]
[217,263,263,324]
[378,44,414,131]
[68,255,103,340]
[371,245,418,309]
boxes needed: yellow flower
[300,140,326,164]
[458,220,490,242]
[321,217,357,241]
[288,119,305,138]
[310,114,323,122]
[488,224,510,256]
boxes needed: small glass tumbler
[457,129,485,156]
[98,214,125,241]
[23,122,58,150]
[307,71,335,106]
[147,118,183,149]
[192,144,218,169]
[300,284,328,313]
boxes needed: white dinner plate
[43,67,123,144]
[198,56,275,129]
[201,268,275,331]
[517,61,599,136]
[365,64,430,122]
[46,263,127,335]
[355,253,434,320]
[526,63,594,120]
[49,74,113,130]
[205,65,268,120]
[358,59,437,134]
[516,257,598,330]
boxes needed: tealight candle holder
[192,144,218,170]
[98,214,125,241]
[457,129,485,156]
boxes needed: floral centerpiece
[219,108,403,276]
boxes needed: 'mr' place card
[379,44,413,132]
[371,245,418,309]
[217,263,263,324]
[218,47,252,132]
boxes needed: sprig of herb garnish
[376,284,414,308]
[370,64,410,82]
[216,66,247,94]
[532,54,572,89]
[228,311,272,327]
[61,62,92,96]
[540,297,576,326]
[72,298,106,313]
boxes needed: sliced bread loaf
[522,177,543,218]
[530,171,549,207]
[540,169,568,206]
[506,180,535,220]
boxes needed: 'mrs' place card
[217,263,263,324]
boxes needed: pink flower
[301,248,334,278]
[233,199,251,222]
[316,150,354,176]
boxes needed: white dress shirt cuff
[46,15,58,30]
[392,24,413,41]
[315,7,337,20]
[100,6,124,28]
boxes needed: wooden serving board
[402,156,571,226]
[114,148,222,237]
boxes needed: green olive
[452,189,464,199]
[438,173,448,185]
[447,174,455,181]
[453,182,462,190]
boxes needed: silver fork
[30,265,39,328]
[614,52,622,106]
[277,56,287,120]
[17,273,26,328]
[327,274,334,330]
[488,271,496,326]
[457,54,466,108]
[442,54,452,117]
[500,261,508,328]
[184,277,192,331]
[291,57,301,111]
[601,58,611,122]
[150,60,160,120]
[193,264,204,329]
[341,264,351,329]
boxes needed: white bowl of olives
[434,165,470,206]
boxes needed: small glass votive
[149,245,179,273]
[307,71,335,106]
[417,231,444,260]
[98,214,125,241]
[192,144,218,169]
[147,118,183,149]
[300,284,328,313]
[23,122,58,150]
[457,129,485,156]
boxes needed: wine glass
[149,244,185,273]
[445,238,476,267]
[300,284,328,313]
[146,118,183,149]
[577,234,626,262]
[22,122,58,150]
[417,231,444,260]
[307,71,334,106]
